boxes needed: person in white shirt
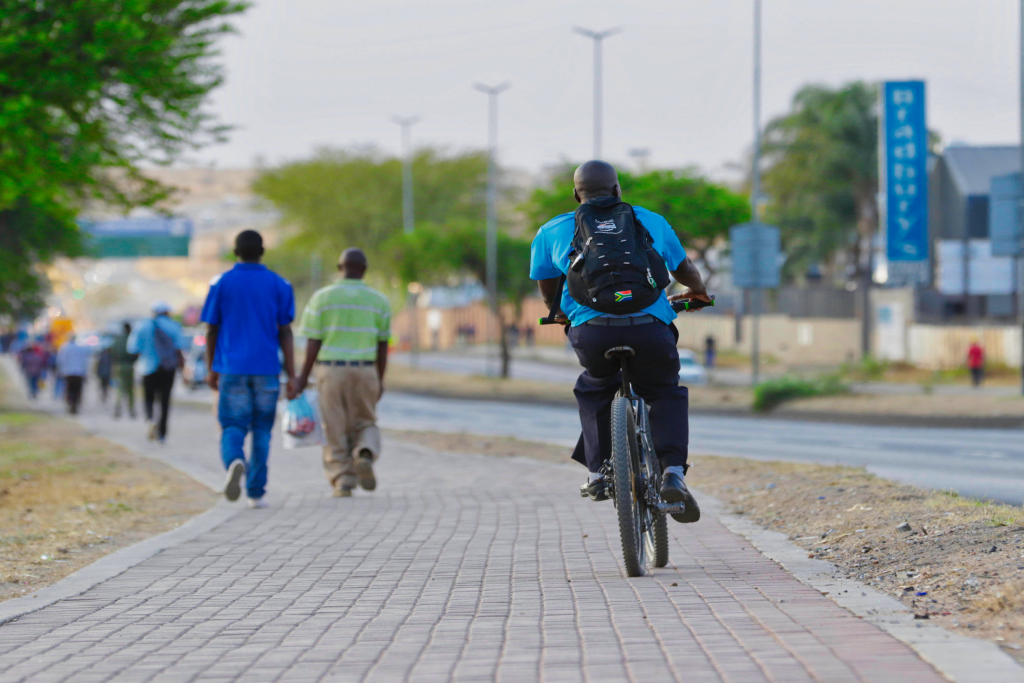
[57,338,91,414]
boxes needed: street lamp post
[392,115,420,235]
[573,27,621,159]
[750,0,762,386]
[1019,0,1024,394]
[473,82,511,376]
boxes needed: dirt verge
[0,410,217,602]
[385,428,1024,663]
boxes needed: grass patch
[752,374,849,412]
[0,403,216,602]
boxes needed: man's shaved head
[573,160,621,203]
[339,248,368,279]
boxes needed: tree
[761,82,879,284]
[386,222,533,379]
[0,0,249,318]
[522,165,748,281]
[254,146,489,269]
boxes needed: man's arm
[667,257,712,307]
[279,324,297,399]
[537,277,567,323]
[376,340,388,397]
[296,338,321,395]
[205,324,219,390]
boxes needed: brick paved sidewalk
[0,401,944,682]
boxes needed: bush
[752,375,850,412]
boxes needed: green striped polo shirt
[299,280,392,361]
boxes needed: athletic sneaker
[333,485,353,498]
[224,460,245,502]
[356,450,376,491]
[247,497,268,509]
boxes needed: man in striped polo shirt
[296,248,391,497]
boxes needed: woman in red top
[967,339,985,387]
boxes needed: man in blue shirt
[202,230,296,508]
[128,301,187,443]
[530,161,711,523]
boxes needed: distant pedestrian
[95,345,113,403]
[111,322,139,419]
[202,230,296,508]
[18,340,49,400]
[296,248,391,498]
[704,335,716,369]
[967,338,985,387]
[129,301,186,443]
[57,337,90,414]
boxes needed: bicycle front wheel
[611,395,646,577]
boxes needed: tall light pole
[1019,0,1024,394]
[392,115,420,234]
[473,82,511,376]
[750,0,763,385]
[573,27,621,159]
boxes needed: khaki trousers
[315,364,381,490]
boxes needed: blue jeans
[218,374,280,499]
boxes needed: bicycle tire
[611,395,645,577]
[652,514,669,567]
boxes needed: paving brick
[0,410,948,682]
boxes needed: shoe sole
[661,487,701,523]
[333,488,353,498]
[224,461,245,502]
[356,459,376,491]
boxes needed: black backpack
[565,197,671,315]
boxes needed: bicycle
[540,295,714,577]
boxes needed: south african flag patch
[614,290,633,302]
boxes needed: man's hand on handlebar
[668,287,712,313]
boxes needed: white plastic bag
[281,389,324,449]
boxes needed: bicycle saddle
[603,345,636,360]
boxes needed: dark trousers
[567,321,689,473]
[971,367,984,387]
[143,368,176,439]
[65,375,84,414]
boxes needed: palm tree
[762,82,879,355]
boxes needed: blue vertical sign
[882,80,929,285]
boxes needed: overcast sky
[195,0,1020,181]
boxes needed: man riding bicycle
[530,160,710,523]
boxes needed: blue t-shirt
[529,204,687,326]
[200,263,296,376]
[128,316,188,376]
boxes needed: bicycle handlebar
[538,294,715,325]
[670,294,716,312]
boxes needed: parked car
[677,349,708,386]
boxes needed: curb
[702,494,1024,683]
[0,501,243,626]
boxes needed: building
[922,144,1020,321]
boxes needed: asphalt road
[377,392,1024,505]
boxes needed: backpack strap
[538,274,566,325]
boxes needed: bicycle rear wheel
[611,395,646,577]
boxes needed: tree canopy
[523,165,749,280]
[761,82,878,282]
[254,146,490,267]
[385,221,533,378]
[0,0,249,318]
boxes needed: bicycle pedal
[658,502,687,515]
